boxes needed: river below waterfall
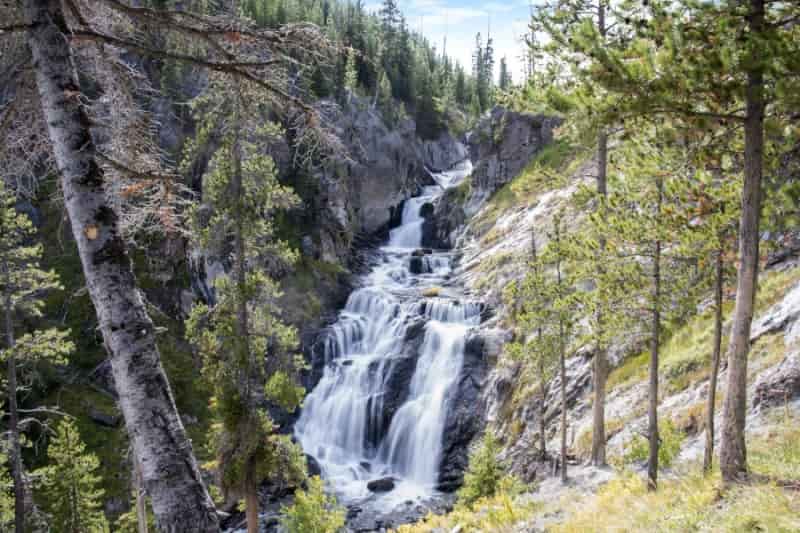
[295,159,479,529]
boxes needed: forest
[1,0,799,532]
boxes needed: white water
[295,160,475,508]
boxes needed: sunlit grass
[608,266,800,393]
[554,414,800,532]
[394,491,540,533]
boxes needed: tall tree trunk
[230,92,259,533]
[24,2,219,530]
[555,244,568,484]
[591,0,609,467]
[538,327,547,462]
[3,290,24,533]
[591,130,609,467]
[559,318,568,484]
[245,467,259,533]
[720,0,765,485]
[647,178,663,491]
[704,246,725,473]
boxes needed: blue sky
[364,0,535,84]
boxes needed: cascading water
[295,160,476,514]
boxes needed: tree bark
[647,179,663,491]
[2,289,24,533]
[559,318,568,484]
[538,327,547,462]
[720,0,765,485]
[591,129,609,467]
[24,2,219,530]
[704,247,724,473]
[245,468,258,533]
[555,239,568,484]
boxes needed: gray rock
[437,329,491,491]
[88,407,121,428]
[466,106,561,214]
[367,476,396,492]
[754,349,800,409]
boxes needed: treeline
[240,0,496,137]
[504,0,799,491]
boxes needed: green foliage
[37,419,109,533]
[185,79,307,509]
[280,476,346,533]
[622,418,685,470]
[0,450,14,531]
[458,432,512,508]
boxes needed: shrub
[280,476,345,533]
[458,432,510,507]
[622,418,685,470]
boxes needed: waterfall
[295,160,474,506]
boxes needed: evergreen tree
[185,78,306,533]
[457,431,507,507]
[505,231,560,461]
[280,476,345,533]
[38,419,109,533]
[0,181,72,532]
[567,0,800,482]
[529,0,629,467]
[0,450,14,531]
[344,48,358,102]
[600,135,702,489]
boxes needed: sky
[364,0,535,84]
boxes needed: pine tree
[185,78,306,533]
[601,134,702,489]
[0,181,72,532]
[280,476,345,533]
[38,419,108,533]
[344,48,358,103]
[529,0,629,467]
[0,450,14,531]
[504,231,560,462]
[568,0,800,482]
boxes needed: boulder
[88,407,121,428]
[754,349,800,409]
[366,476,396,493]
[305,454,322,477]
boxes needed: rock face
[309,97,436,264]
[430,107,561,248]
[466,107,561,214]
[754,349,800,409]
[437,329,497,491]
[422,132,469,172]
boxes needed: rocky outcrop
[429,107,561,248]
[466,107,561,214]
[754,349,800,409]
[422,132,469,172]
[437,328,502,491]
[308,97,434,264]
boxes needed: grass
[413,413,800,533]
[553,414,800,533]
[394,491,541,533]
[607,265,800,393]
